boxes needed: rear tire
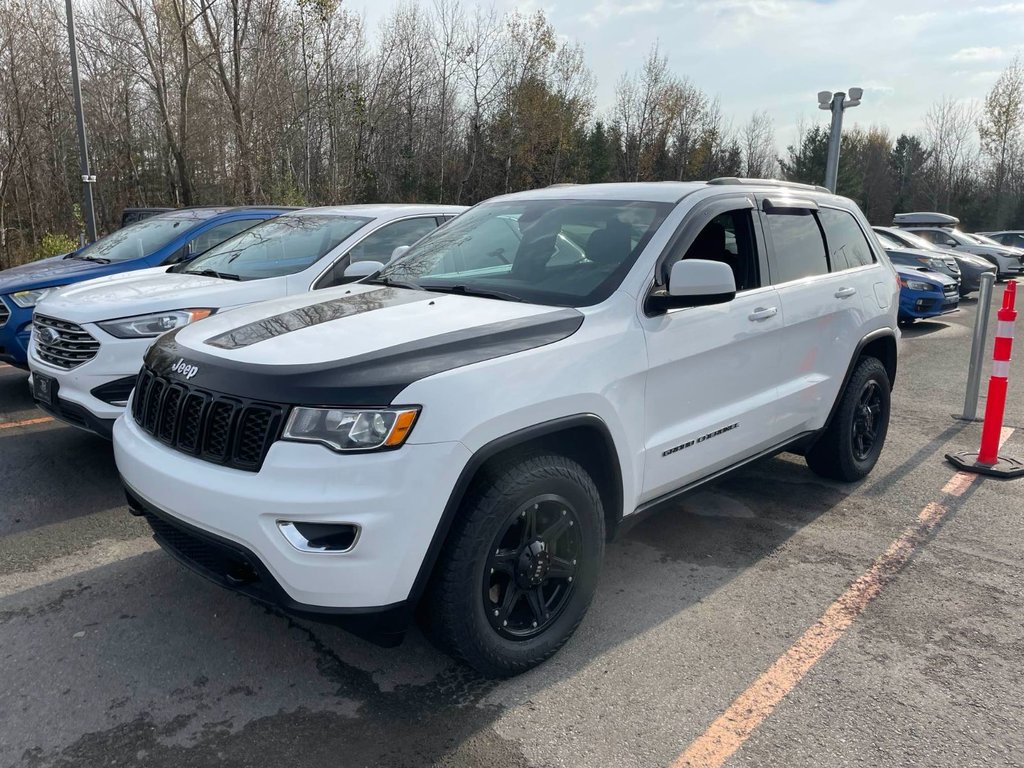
[806,357,891,482]
[424,453,604,677]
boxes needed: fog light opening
[277,521,360,553]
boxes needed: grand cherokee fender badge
[170,358,199,380]
[663,423,739,457]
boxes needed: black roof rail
[708,177,832,195]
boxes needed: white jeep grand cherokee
[114,179,899,677]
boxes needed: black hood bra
[144,288,584,407]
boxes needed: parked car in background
[113,179,899,676]
[28,204,464,438]
[120,207,174,227]
[873,226,995,296]
[895,264,959,323]
[872,229,960,285]
[0,207,289,369]
[892,212,1024,279]
[962,231,1024,254]
[978,231,1024,250]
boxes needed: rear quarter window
[818,208,877,271]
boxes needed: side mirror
[163,242,194,265]
[647,259,737,313]
[390,245,410,263]
[343,260,385,280]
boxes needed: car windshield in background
[968,233,1003,247]
[375,199,672,306]
[875,232,901,249]
[73,216,197,263]
[183,214,371,280]
[892,230,938,251]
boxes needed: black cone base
[945,452,1024,479]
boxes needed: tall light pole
[817,87,863,193]
[65,0,97,243]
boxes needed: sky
[355,0,1024,151]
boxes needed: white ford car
[114,180,899,676]
[28,204,464,437]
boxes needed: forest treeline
[1,0,1022,266]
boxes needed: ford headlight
[97,308,213,338]
[282,406,420,452]
[10,286,65,308]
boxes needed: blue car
[0,207,290,367]
[896,264,959,323]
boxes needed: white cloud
[951,46,1006,62]
[582,0,664,26]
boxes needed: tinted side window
[315,217,441,289]
[818,208,876,270]
[348,217,439,264]
[765,211,828,284]
[678,209,760,291]
[190,219,261,255]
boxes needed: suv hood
[147,284,584,406]
[36,269,287,324]
[0,254,113,294]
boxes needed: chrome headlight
[903,279,934,292]
[97,308,214,338]
[10,286,65,308]
[282,406,420,452]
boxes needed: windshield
[375,199,672,306]
[969,233,1002,247]
[875,232,901,249]
[183,214,371,280]
[73,216,199,263]
[890,230,936,251]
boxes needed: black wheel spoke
[539,513,571,544]
[492,549,517,575]
[497,584,522,622]
[525,586,547,624]
[547,556,576,580]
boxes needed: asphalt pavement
[1,292,1023,768]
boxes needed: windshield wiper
[189,268,240,281]
[419,283,524,303]
[368,276,424,291]
[67,254,111,264]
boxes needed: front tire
[806,357,891,482]
[425,453,605,677]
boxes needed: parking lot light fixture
[819,87,863,193]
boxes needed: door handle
[834,287,857,299]
[748,306,778,321]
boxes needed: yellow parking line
[671,428,1015,768]
[0,416,54,431]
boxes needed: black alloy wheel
[483,495,582,640]
[851,380,884,462]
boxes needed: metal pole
[65,0,97,243]
[823,92,845,193]
[962,271,997,421]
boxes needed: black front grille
[0,298,9,328]
[131,367,285,471]
[943,284,958,296]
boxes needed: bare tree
[742,110,777,178]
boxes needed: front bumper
[0,306,33,368]
[113,413,471,611]
[28,328,151,425]
[899,291,959,320]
